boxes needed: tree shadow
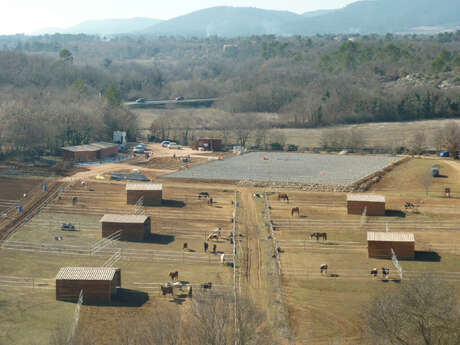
[414,251,441,262]
[156,200,186,208]
[385,210,406,218]
[147,234,175,245]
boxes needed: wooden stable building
[192,139,222,151]
[367,232,415,259]
[100,214,151,241]
[347,194,386,216]
[56,267,121,304]
[126,183,162,205]
[61,142,118,162]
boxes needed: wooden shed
[61,142,118,162]
[56,267,121,304]
[192,139,222,151]
[347,194,386,216]
[367,232,415,259]
[126,183,162,205]
[100,214,151,241]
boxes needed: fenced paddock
[164,152,402,184]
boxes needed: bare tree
[421,172,433,196]
[407,131,426,155]
[363,274,460,345]
[440,122,460,158]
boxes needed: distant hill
[142,6,302,37]
[286,0,460,35]
[33,18,163,36]
[302,9,337,18]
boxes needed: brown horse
[169,271,179,281]
[310,232,327,241]
[160,285,174,296]
[291,207,300,217]
[278,193,289,202]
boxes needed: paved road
[124,98,219,108]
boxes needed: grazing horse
[278,193,289,202]
[183,243,188,251]
[291,207,300,217]
[320,264,328,275]
[213,244,217,253]
[201,282,212,289]
[198,192,210,199]
[370,268,378,279]
[207,227,222,241]
[207,198,214,206]
[169,271,179,281]
[445,188,451,198]
[204,242,209,252]
[187,285,193,298]
[310,232,327,241]
[382,267,390,279]
[160,285,174,296]
[72,196,78,205]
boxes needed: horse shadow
[385,210,406,218]
[414,251,441,262]
[147,234,175,245]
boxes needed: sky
[0,0,359,35]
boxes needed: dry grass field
[0,177,42,212]
[266,158,460,344]
[2,154,460,345]
[0,177,235,345]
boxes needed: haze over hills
[32,0,460,37]
[33,17,163,36]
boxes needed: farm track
[0,182,63,242]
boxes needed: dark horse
[310,232,327,241]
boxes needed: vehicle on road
[168,144,182,149]
[175,96,184,101]
[133,147,144,153]
[135,98,146,103]
[136,143,147,149]
[167,142,177,148]
[61,223,75,231]
[161,141,171,147]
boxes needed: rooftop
[126,183,163,191]
[347,194,386,203]
[100,214,149,224]
[56,267,119,281]
[61,142,117,152]
[367,232,415,242]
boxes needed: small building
[192,139,222,152]
[347,194,386,216]
[367,232,415,259]
[126,183,162,205]
[56,267,121,304]
[61,142,118,162]
[100,214,151,241]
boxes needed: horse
[207,227,222,241]
[207,198,214,206]
[278,193,289,202]
[382,267,390,279]
[370,268,378,279]
[212,244,217,253]
[160,285,174,296]
[291,207,300,217]
[198,192,210,199]
[187,285,193,298]
[310,232,327,241]
[204,242,209,252]
[201,282,212,289]
[183,243,188,251]
[169,271,179,281]
[320,264,328,275]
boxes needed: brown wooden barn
[126,184,162,205]
[100,214,151,241]
[61,142,118,162]
[56,267,121,304]
[367,232,415,259]
[347,194,386,216]
[192,139,222,151]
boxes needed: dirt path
[237,188,264,296]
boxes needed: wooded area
[0,32,459,158]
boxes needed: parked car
[135,98,146,103]
[135,144,146,149]
[175,96,184,101]
[161,141,171,147]
[440,151,450,157]
[167,142,177,147]
[168,144,182,150]
[133,147,144,153]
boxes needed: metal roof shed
[56,267,121,303]
[367,232,415,259]
[347,194,386,216]
[100,214,151,241]
[126,184,163,205]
